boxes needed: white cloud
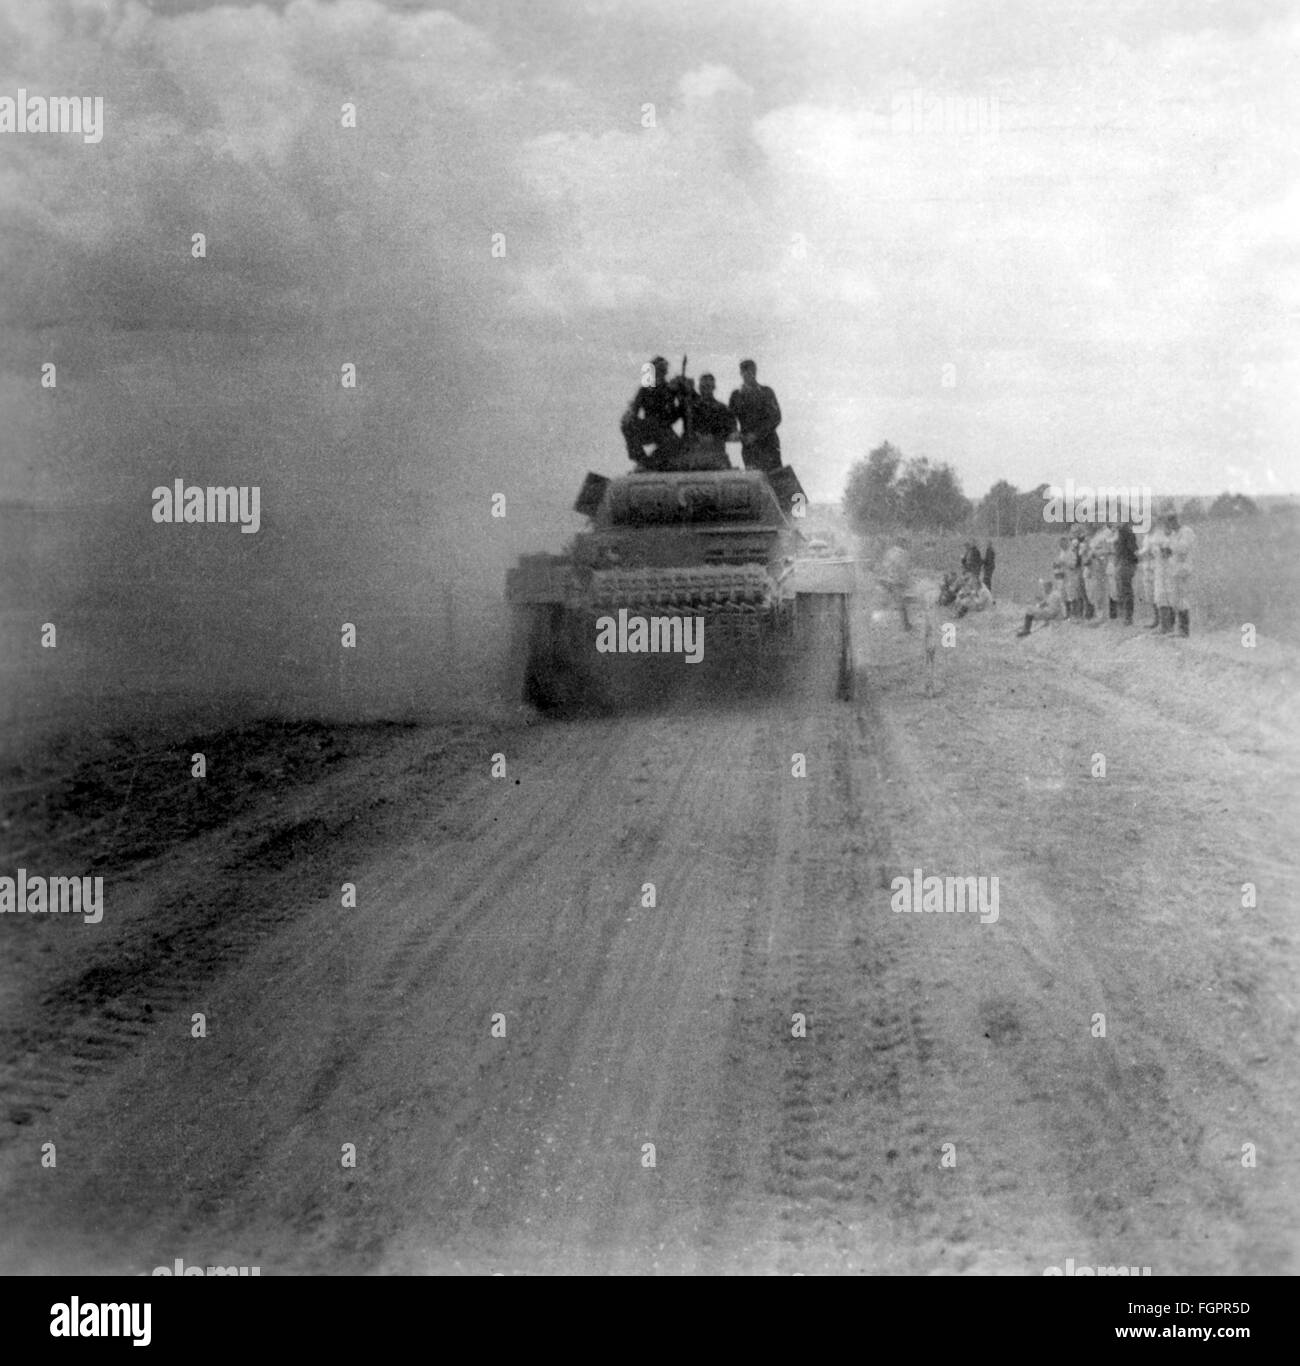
[1,0,1295,514]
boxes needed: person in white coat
[1088,523,1116,623]
[1144,522,1170,630]
[1162,512,1195,636]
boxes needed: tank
[506,461,855,712]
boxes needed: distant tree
[844,442,972,532]
[1179,496,1204,521]
[931,464,973,530]
[1016,482,1052,536]
[843,442,903,533]
[1208,491,1258,518]
[895,456,970,529]
[979,479,1020,536]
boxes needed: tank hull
[506,468,854,711]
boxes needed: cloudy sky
[3,0,1297,513]
[0,0,1297,725]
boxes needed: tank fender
[788,557,856,595]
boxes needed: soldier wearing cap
[728,359,783,473]
[685,372,737,468]
[621,356,685,468]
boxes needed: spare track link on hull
[587,564,777,613]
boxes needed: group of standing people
[961,541,996,594]
[621,356,782,473]
[1016,513,1195,638]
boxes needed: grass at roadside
[854,513,1300,644]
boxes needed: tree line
[843,442,1266,536]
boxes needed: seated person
[621,356,686,469]
[955,573,993,618]
[1016,579,1064,637]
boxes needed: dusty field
[0,598,1296,1275]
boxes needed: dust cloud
[0,2,603,755]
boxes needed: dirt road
[1,604,1296,1274]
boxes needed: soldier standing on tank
[728,359,782,472]
[687,373,737,468]
[621,356,685,468]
